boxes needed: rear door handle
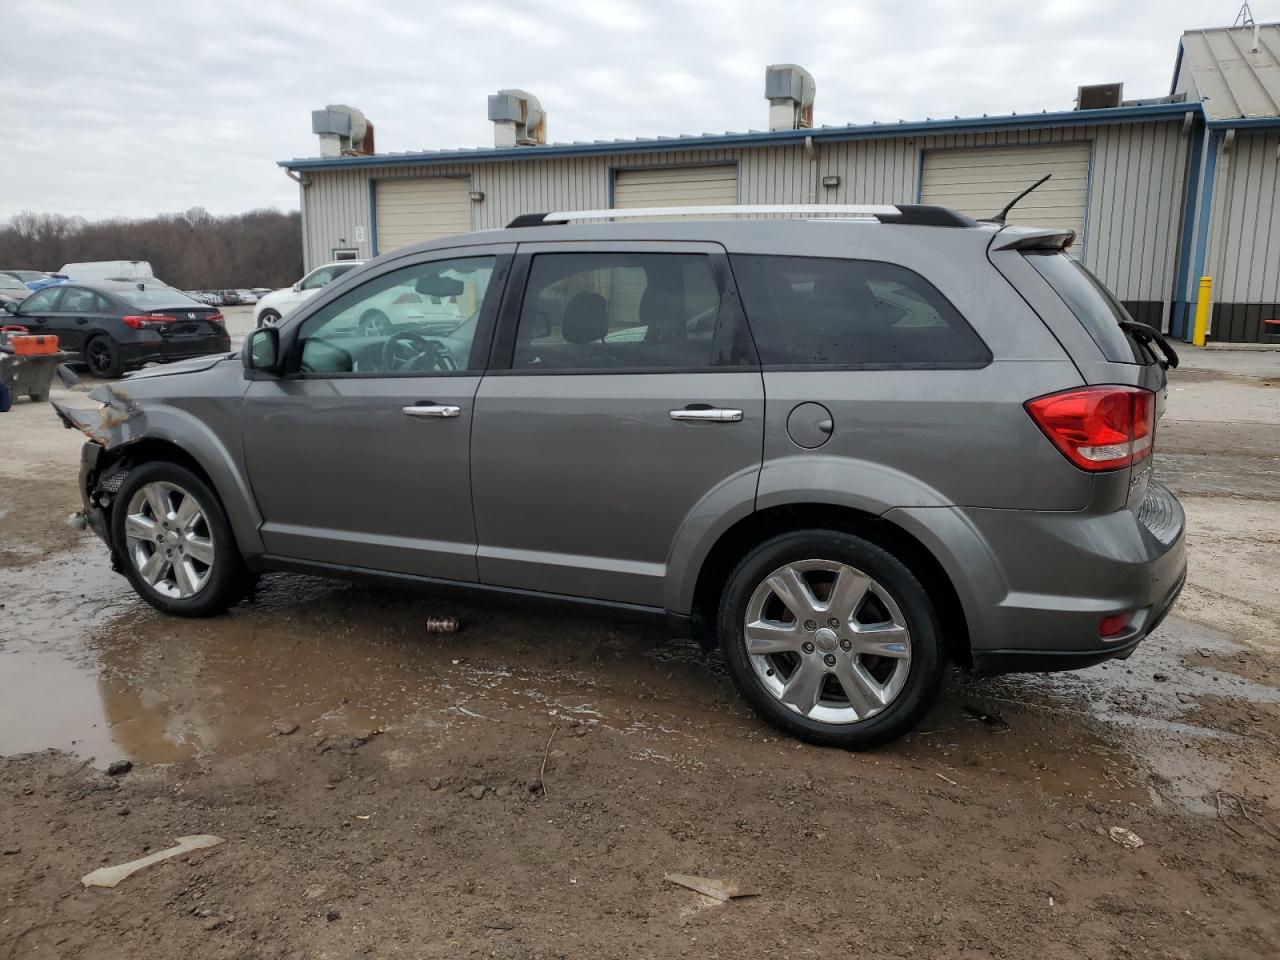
[670,406,743,423]
[402,403,461,419]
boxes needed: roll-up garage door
[613,165,738,209]
[921,143,1091,247]
[374,178,472,253]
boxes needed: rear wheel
[718,529,945,749]
[111,461,253,617]
[84,334,122,378]
[257,309,281,328]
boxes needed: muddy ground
[1,347,1278,959]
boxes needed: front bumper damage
[52,383,146,568]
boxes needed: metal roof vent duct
[488,89,546,147]
[311,104,375,157]
[1076,83,1124,110]
[765,64,815,131]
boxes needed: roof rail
[506,204,976,229]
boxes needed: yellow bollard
[1192,276,1212,347]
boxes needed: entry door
[240,247,512,580]
[470,243,763,607]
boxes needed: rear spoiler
[989,227,1076,252]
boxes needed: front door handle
[670,406,743,423]
[75,317,88,324]
[402,403,461,419]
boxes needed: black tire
[717,529,946,749]
[257,309,281,328]
[110,461,254,617]
[84,334,123,379]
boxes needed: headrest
[562,292,609,344]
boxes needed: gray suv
[58,204,1186,749]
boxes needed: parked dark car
[3,281,229,378]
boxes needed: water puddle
[2,540,1277,815]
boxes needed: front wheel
[718,529,946,749]
[110,461,254,617]
[257,309,281,328]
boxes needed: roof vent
[1076,83,1124,110]
[765,64,815,131]
[311,104,375,158]
[488,90,546,147]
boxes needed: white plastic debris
[81,835,224,888]
[1108,826,1145,850]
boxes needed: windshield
[1024,252,1147,364]
[116,288,204,310]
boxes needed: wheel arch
[686,503,973,667]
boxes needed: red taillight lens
[1025,386,1156,472]
[206,312,225,325]
[122,314,176,330]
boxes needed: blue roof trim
[279,102,1201,171]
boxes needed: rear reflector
[1025,385,1156,472]
[1099,613,1132,638]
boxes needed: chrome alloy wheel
[744,560,912,724]
[124,481,215,599]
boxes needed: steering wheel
[381,329,455,373]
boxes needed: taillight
[207,312,225,325]
[1025,385,1156,472]
[122,314,176,330]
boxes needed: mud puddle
[2,540,1277,814]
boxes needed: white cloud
[0,0,1239,219]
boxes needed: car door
[240,246,513,580]
[8,286,66,340]
[470,241,765,608]
[48,286,109,356]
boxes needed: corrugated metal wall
[1205,130,1280,302]
[299,120,1191,314]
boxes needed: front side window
[295,256,497,376]
[17,287,62,313]
[512,252,751,370]
[730,255,990,367]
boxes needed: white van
[59,260,155,281]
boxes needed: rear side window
[730,255,990,367]
[58,288,108,313]
[1024,253,1146,364]
[512,252,754,371]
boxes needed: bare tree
[0,209,303,289]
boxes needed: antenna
[986,174,1052,225]
[1234,2,1254,27]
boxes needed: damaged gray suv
[59,204,1186,748]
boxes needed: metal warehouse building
[280,21,1280,344]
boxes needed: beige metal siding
[1206,130,1280,302]
[373,177,472,253]
[922,143,1091,240]
[613,165,738,207]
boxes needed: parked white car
[253,261,365,327]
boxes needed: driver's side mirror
[291,281,302,292]
[2,301,18,314]
[244,326,281,375]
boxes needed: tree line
[0,208,303,290]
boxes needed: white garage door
[613,165,738,209]
[921,143,1091,245]
[375,178,472,253]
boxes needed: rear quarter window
[729,254,990,367]
[1024,253,1147,364]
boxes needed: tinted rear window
[115,289,204,310]
[1024,253,1147,364]
[729,255,990,367]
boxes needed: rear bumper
[119,333,230,368]
[889,481,1187,674]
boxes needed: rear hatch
[989,231,1177,508]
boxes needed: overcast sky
[0,0,1255,221]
